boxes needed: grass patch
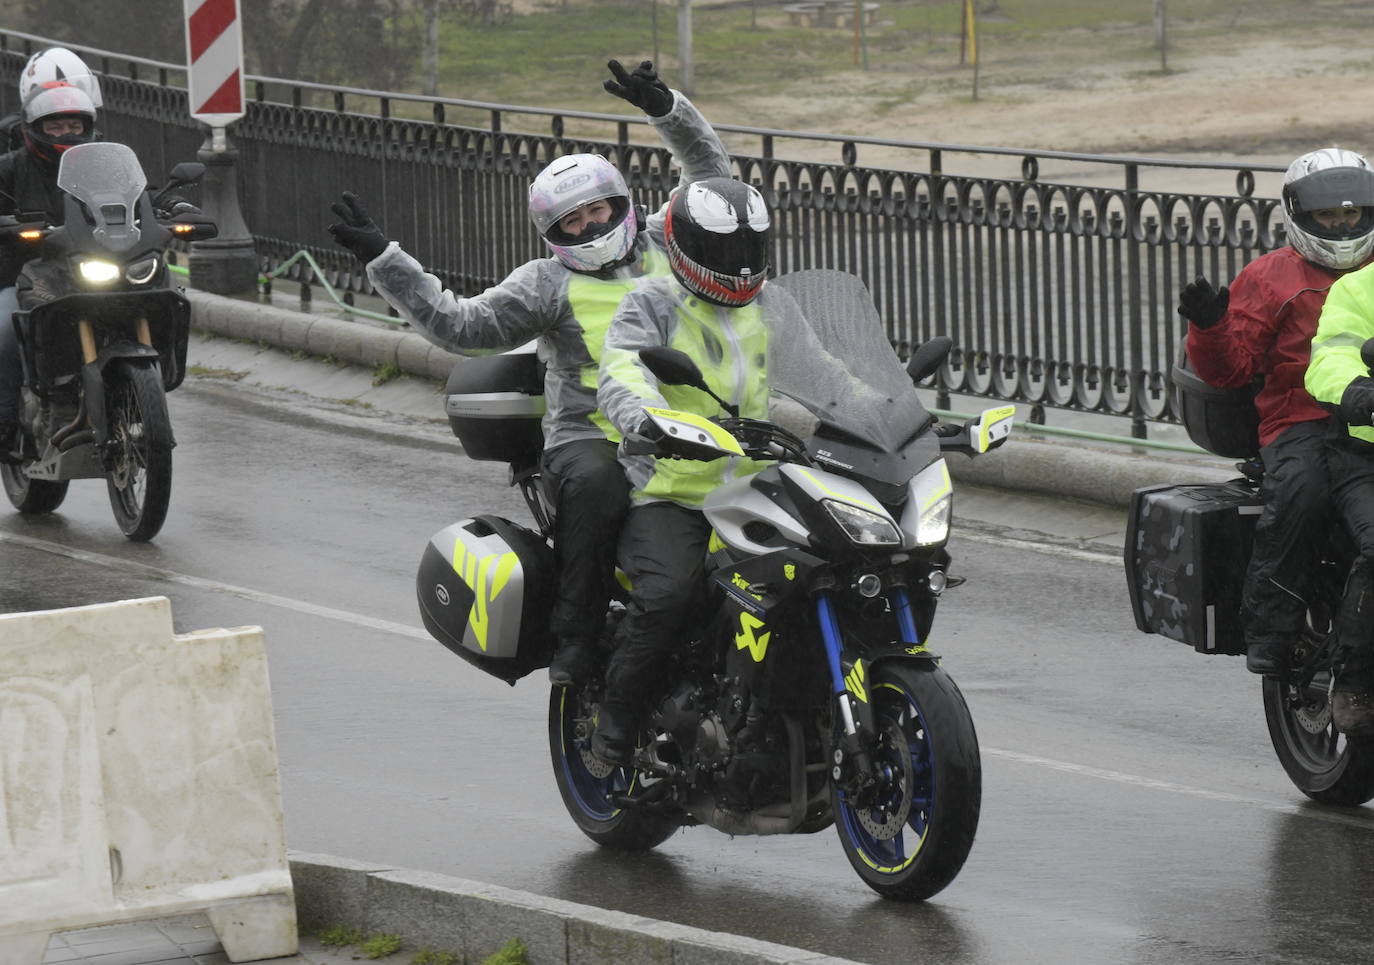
[187,364,249,380]
[338,397,375,408]
[318,925,365,947]
[480,938,529,965]
[361,934,404,959]
[372,360,403,386]
[411,951,459,965]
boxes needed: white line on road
[956,526,1123,565]
[985,746,1374,830]
[11,529,1369,829]
[0,531,432,641]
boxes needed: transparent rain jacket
[367,92,731,451]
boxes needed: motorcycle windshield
[767,269,932,454]
[56,141,147,251]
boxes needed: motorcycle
[0,141,217,541]
[417,268,1015,900]
[1125,347,1374,806]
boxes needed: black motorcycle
[1126,348,1374,806]
[0,141,216,541]
[418,269,1015,899]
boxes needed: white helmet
[1281,147,1374,271]
[527,154,638,273]
[19,47,103,110]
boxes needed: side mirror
[639,345,707,388]
[907,335,953,384]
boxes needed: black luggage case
[1125,480,1263,654]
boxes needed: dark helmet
[664,177,770,307]
[22,81,97,166]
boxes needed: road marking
[956,526,1121,565]
[0,531,431,641]
[985,746,1374,830]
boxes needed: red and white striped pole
[183,0,256,294]
[184,0,245,150]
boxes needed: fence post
[188,129,259,296]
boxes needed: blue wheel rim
[837,682,934,874]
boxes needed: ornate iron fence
[0,28,1288,436]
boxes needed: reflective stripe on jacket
[1307,260,1374,445]
[599,277,778,507]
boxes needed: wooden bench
[783,1,879,28]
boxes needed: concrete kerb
[184,290,1235,508]
[287,851,859,965]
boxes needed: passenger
[0,81,100,463]
[1179,148,1374,681]
[327,60,732,687]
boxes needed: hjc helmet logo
[555,173,593,194]
[434,584,451,606]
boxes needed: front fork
[77,317,155,449]
[816,586,924,790]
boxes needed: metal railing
[0,28,1288,437]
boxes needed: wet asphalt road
[4,379,1374,965]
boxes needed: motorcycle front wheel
[832,662,981,901]
[1263,673,1374,806]
[1,459,69,514]
[104,361,173,542]
[547,686,679,851]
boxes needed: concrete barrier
[0,597,296,965]
[289,851,862,965]
[185,290,1237,507]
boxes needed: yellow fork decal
[844,658,868,703]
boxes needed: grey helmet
[527,154,637,272]
[1281,148,1374,271]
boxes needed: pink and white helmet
[20,47,103,110]
[528,154,637,272]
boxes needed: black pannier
[1125,481,1263,654]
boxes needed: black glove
[1339,377,1374,426]
[1177,275,1229,330]
[620,417,665,456]
[603,59,674,118]
[328,191,389,263]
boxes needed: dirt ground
[514,1,1374,197]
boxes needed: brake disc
[854,719,914,840]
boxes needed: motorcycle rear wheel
[1,459,69,514]
[832,662,981,901]
[547,686,679,851]
[104,361,173,542]
[1263,673,1374,806]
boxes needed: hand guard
[1339,377,1374,426]
[620,418,666,456]
[1176,275,1230,330]
[328,191,389,263]
[603,59,674,118]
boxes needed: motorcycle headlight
[915,492,952,547]
[822,499,902,547]
[125,256,160,285]
[77,258,120,285]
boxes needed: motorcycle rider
[1178,147,1374,677]
[327,60,731,687]
[1,47,103,151]
[1303,205,1374,735]
[0,81,100,462]
[592,176,834,764]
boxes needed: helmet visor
[1287,167,1374,214]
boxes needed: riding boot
[548,636,596,687]
[0,420,20,465]
[591,699,637,766]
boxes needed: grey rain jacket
[366,91,731,451]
